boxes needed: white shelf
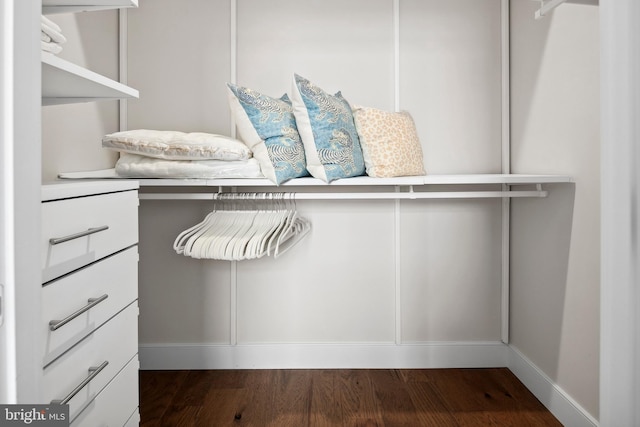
[42,180,139,202]
[139,174,571,200]
[42,0,138,15]
[57,172,572,199]
[42,52,139,105]
[134,174,573,200]
[421,174,573,185]
[136,174,573,188]
[55,172,571,200]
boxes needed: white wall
[41,11,120,182]
[510,1,600,419]
[400,0,502,174]
[126,0,232,133]
[128,0,505,356]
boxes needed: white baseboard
[139,341,508,370]
[508,346,599,427]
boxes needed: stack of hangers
[173,193,311,261]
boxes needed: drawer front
[42,190,138,282]
[42,247,138,367]
[43,303,138,421]
[71,356,140,427]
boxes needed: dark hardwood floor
[139,368,562,426]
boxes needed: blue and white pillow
[227,83,308,185]
[291,74,365,183]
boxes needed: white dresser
[41,180,140,426]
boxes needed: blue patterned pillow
[291,74,365,182]
[227,83,308,185]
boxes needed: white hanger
[274,217,311,258]
[173,191,310,261]
[173,211,213,254]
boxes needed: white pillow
[102,129,252,161]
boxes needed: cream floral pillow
[352,107,426,178]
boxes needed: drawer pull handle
[49,294,109,331]
[51,361,109,405]
[49,225,109,245]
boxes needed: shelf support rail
[139,184,549,201]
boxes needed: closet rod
[139,189,549,201]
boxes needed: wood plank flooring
[139,368,562,426]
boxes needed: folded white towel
[41,16,66,44]
[41,23,66,44]
[41,41,63,55]
[41,15,61,32]
[41,32,51,42]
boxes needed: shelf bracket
[535,0,568,19]
[408,185,416,200]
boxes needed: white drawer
[71,356,140,427]
[42,247,139,367]
[43,303,138,421]
[42,190,138,282]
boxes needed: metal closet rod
[139,185,548,201]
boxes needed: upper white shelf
[42,52,139,105]
[135,174,573,188]
[42,0,138,15]
[57,172,572,199]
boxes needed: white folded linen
[41,15,62,32]
[41,16,66,44]
[41,32,51,42]
[114,153,264,179]
[41,41,63,54]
